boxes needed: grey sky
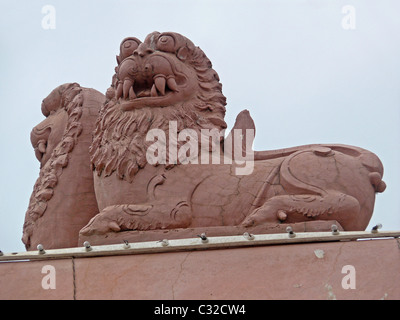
[0,0,399,253]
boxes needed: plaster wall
[1,238,399,300]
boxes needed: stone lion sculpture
[22,31,386,250]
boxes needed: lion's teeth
[123,79,134,99]
[129,86,136,100]
[115,83,123,99]
[167,77,179,92]
[151,84,158,97]
[154,77,166,95]
[37,141,47,154]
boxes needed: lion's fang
[151,84,158,97]
[167,77,179,92]
[154,77,166,95]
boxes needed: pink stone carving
[22,83,105,249]
[23,32,386,250]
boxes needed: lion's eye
[123,40,137,49]
[121,39,140,57]
[157,35,175,52]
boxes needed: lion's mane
[90,38,227,182]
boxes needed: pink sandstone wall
[1,238,399,300]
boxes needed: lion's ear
[177,46,189,61]
[61,83,81,108]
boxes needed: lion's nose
[133,43,154,57]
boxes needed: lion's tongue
[137,89,151,98]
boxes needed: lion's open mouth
[115,75,180,101]
[116,78,185,111]
[114,53,190,111]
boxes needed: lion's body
[24,32,386,249]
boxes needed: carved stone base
[78,220,343,246]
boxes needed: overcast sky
[0,0,399,253]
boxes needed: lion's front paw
[79,201,193,236]
[79,210,121,236]
[79,204,152,236]
[241,205,280,227]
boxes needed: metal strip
[1,230,399,262]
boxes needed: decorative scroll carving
[23,84,83,245]
[22,84,104,249]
